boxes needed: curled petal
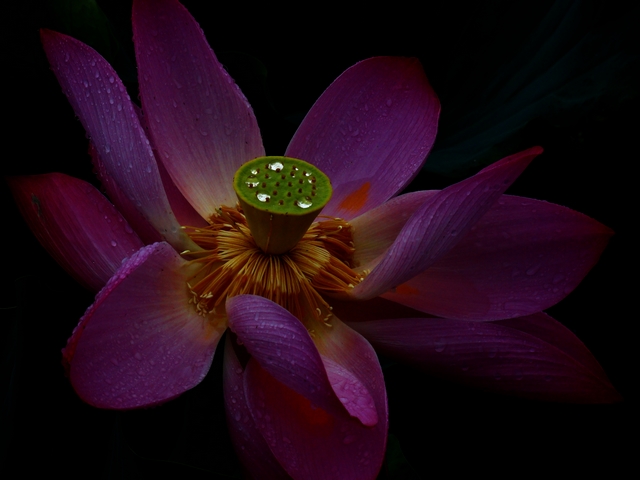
[8,173,143,291]
[243,358,385,480]
[133,0,265,218]
[227,295,387,479]
[226,295,376,425]
[64,242,224,409]
[351,147,542,300]
[40,29,195,252]
[223,336,290,480]
[383,195,613,320]
[286,57,440,220]
[350,312,621,403]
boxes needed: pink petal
[313,318,386,428]
[383,195,613,320]
[350,312,621,403]
[351,190,436,271]
[243,356,386,480]
[133,0,265,219]
[226,295,376,426]
[89,143,163,245]
[227,295,387,479]
[223,336,290,480]
[8,173,143,291]
[286,57,440,220]
[40,29,195,252]
[135,107,208,228]
[351,147,542,300]
[64,242,224,409]
[154,152,209,228]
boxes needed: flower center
[233,156,333,254]
[181,157,363,326]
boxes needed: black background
[2,1,637,478]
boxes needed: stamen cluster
[182,206,363,324]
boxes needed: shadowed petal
[133,0,265,218]
[331,296,433,323]
[383,195,613,320]
[227,295,387,479]
[226,295,376,425]
[89,143,163,245]
[286,57,439,220]
[243,358,385,480]
[64,242,224,409]
[40,29,195,252]
[351,147,542,300]
[8,173,144,291]
[350,312,621,403]
[223,336,292,480]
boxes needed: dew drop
[296,199,312,209]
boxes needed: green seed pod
[233,156,332,254]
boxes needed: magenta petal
[133,0,265,218]
[383,195,613,320]
[89,143,163,245]
[64,242,224,408]
[134,104,208,228]
[350,312,621,403]
[244,357,386,480]
[351,147,542,299]
[223,336,290,480]
[321,355,378,427]
[8,173,143,291]
[40,29,195,252]
[351,190,436,271]
[286,57,440,220]
[226,295,376,425]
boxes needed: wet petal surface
[383,195,613,320]
[8,173,143,291]
[227,295,376,425]
[351,147,542,299]
[227,295,387,479]
[351,312,620,403]
[64,242,223,408]
[133,0,265,218]
[287,57,439,220]
[223,336,290,480]
[41,29,193,251]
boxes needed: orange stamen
[182,206,363,325]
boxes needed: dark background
[2,1,637,478]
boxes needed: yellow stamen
[182,206,363,323]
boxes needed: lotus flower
[8,0,619,478]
